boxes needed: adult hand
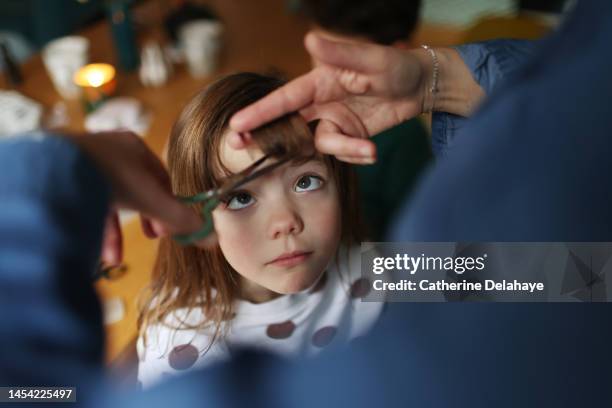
[65,131,214,265]
[229,31,483,164]
[229,31,429,164]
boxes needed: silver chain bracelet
[420,45,439,113]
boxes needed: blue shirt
[431,39,538,156]
[391,0,612,241]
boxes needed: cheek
[212,211,260,270]
[301,188,342,245]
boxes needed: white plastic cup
[42,36,89,99]
[179,20,223,78]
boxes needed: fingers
[137,191,218,248]
[229,70,319,133]
[71,131,213,249]
[335,155,378,165]
[141,210,217,248]
[134,142,204,236]
[314,130,376,161]
[101,212,123,266]
[192,231,218,249]
[138,185,203,236]
[304,31,386,73]
[135,177,206,242]
[140,215,158,238]
[303,102,370,139]
[312,118,374,158]
[226,131,253,150]
[109,137,205,241]
[126,140,214,247]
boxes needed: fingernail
[102,248,119,267]
[363,156,376,164]
[359,146,372,156]
[229,114,242,129]
[151,221,167,237]
[226,131,241,147]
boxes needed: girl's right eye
[226,192,255,210]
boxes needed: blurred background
[0,0,572,387]
[0,0,572,63]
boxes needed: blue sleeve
[431,39,538,157]
[0,133,110,388]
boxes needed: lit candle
[73,63,116,112]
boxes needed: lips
[267,251,313,267]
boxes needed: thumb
[101,211,123,266]
[142,193,203,237]
[313,119,376,159]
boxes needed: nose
[267,202,304,239]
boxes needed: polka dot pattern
[266,320,296,339]
[312,326,337,347]
[168,344,199,370]
[350,278,371,298]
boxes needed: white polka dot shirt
[137,245,383,388]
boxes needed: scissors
[173,152,292,245]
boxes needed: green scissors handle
[173,192,220,245]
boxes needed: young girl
[137,72,383,388]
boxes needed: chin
[277,269,323,294]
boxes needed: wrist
[409,47,434,116]
[433,47,485,117]
[411,47,485,117]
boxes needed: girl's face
[212,132,342,301]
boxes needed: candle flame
[74,63,116,88]
[86,70,105,87]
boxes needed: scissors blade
[177,153,292,208]
[220,155,292,196]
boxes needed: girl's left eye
[226,192,255,210]
[294,175,323,192]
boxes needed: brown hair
[138,72,361,350]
